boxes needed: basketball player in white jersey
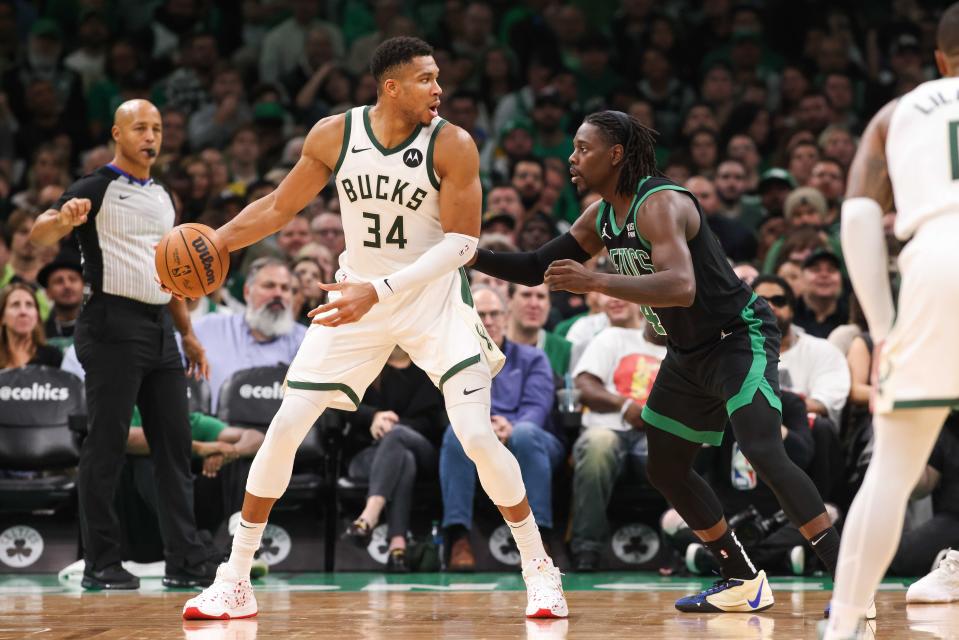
[181,37,567,620]
[823,5,959,638]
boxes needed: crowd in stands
[2,0,957,576]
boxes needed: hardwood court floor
[0,572,952,639]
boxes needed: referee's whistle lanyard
[106,162,153,186]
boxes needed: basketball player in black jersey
[472,111,840,613]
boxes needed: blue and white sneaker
[675,570,774,613]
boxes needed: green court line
[0,573,915,594]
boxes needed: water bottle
[431,520,446,571]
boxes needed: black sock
[703,529,758,581]
[808,526,840,576]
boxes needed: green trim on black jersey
[631,184,690,250]
[332,110,352,176]
[606,176,650,237]
[286,380,360,409]
[426,119,448,189]
[641,405,725,446]
[363,106,423,155]
[726,293,783,416]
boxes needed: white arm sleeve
[840,197,895,341]
[370,232,478,300]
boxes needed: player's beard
[245,300,294,338]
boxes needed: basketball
[155,223,229,298]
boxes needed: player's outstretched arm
[546,191,696,307]
[840,100,897,342]
[216,115,344,252]
[470,201,603,286]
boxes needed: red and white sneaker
[182,564,257,620]
[523,557,568,619]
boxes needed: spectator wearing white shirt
[752,275,850,428]
[569,296,667,570]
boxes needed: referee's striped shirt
[54,164,174,305]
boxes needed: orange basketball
[155,223,229,298]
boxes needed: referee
[30,100,217,590]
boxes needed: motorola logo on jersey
[239,382,284,400]
[340,174,428,211]
[403,148,423,168]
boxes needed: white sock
[227,518,266,580]
[507,511,547,567]
[826,407,947,638]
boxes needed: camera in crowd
[727,506,789,549]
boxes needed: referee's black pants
[75,293,207,572]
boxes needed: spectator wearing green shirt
[530,88,574,162]
[126,406,264,533]
[127,406,263,475]
[507,282,572,378]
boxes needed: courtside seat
[185,376,212,416]
[0,366,85,573]
[0,366,85,512]
[216,365,327,501]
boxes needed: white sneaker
[522,557,568,618]
[182,564,258,620]
[907,549,959,603]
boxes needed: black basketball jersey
[595,176,752,351]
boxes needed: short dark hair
[717,157,746,171]
[4,210,37,247]
[448,90,479,106]
[370,37,434,83]
[489,183,520,195]
[751,274,796,310]
[511,156,545,178]
[814,156,845,177]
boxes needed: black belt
[87,292,166,321]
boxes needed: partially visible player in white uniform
[824,4,959,638]
[182,37,567,621]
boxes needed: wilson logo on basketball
[191,236,217,286]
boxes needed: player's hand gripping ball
[155,223,229,299]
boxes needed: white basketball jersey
[886,76,959,240]
[333,106,447,280]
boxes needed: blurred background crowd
[2,0,957,578]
